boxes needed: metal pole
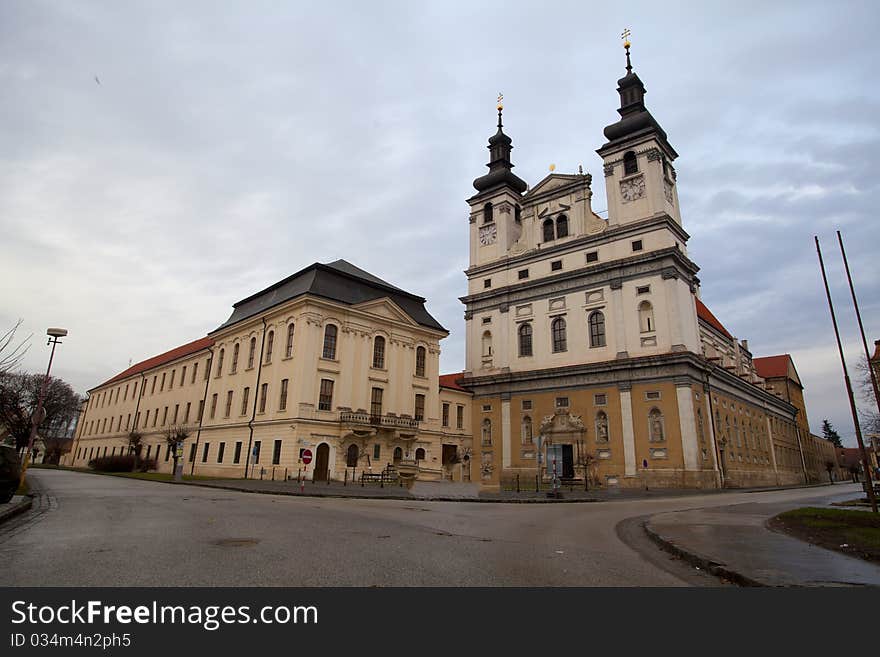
[837,230,880,428]
[815,236,877,513]
[20,336,60,485]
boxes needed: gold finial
[549,163,556,172]
[497,92,504,111]
[621,28,631,49]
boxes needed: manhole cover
[213,538,260,547]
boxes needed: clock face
[620,175,646,203]
[479,224,497,245]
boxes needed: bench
[359,473,382,485]
[862,481,880,495]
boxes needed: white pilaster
[619,387,636,476]
[676,384,698,470]
[501,397,511,469]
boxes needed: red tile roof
[439,372,469,392]
[753,355,791,380]
[95,336,215,390]
[695,298,733,339]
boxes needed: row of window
[368,336,427,376]
[440,403,466,430]
[478,408,662,446]
[345,444,426,468]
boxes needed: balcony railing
[339,410,420,429]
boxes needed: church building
[457,41,808,490]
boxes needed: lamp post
[20,327,67,485]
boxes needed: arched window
[551,317,567,353]
[372,336,386,369]
[393,446,403,463]
[595,411,609,443]
[638,301,654,333]
[216,349,224,376]
[481,418,492,446]
[265,330,274,364]
[482,331,493,357]
[415,346,426,377]
[649,408,665,442]
[521,416,533,445]
[346,444,359,468]
[518,323,533,357]
[556,214,568,238]
[231,344,239,373]
[542,218,555,242]
[483,202,493,224]
[623,150,638,176]
[322,324,337,360]
[247,337,256,369]
[285,323,295,358]
[415,448,426,461]
[589,311,606,348]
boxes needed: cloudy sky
[2,1,878,446]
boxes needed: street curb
[0,495,34,526]
[642,518,765,587]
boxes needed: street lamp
[20,327,67,484]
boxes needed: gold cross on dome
[621,28,631,47]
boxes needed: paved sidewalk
[645,498,880,587]
[0,495,33,525]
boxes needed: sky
[2,1,878,446]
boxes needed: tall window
[217,442,225,464]
[521,416,533,444]
[373,336,385,369]
[542,218,554,242]
[265,331,274,364]
[556,214,568,238]
[181,367,186,387]
[216,350,224,377]
[414,394,425,422]
[247,337,256,369]
[483,202,493,224]
[231,344,239,373]
[589,311,606,348]
[415,448,426,461]
[456,405,464,430]
[481,419,492,446]
[649,408,665,442]
[638,301,654,333]
[272,440,282,465]
[318,379,334,411]
[322,325,337,360]
[415,346,426,377]
[198,400,204,422]
[225,391,233,417]
[160,373,166,391]
[204,357,210,380]
[210,393,218,419]
[370,387,383,417]
[286,323,295,358]
[595,411,609,443]
[192,363,198,384]
[697,408,705,444]
[233,442,242,464]
[279,379,289,411]
[551,317,567,353]
[482,331,492,357]
[259,383,268,413]
[169,370,175,389]
[442,403,449,428]
[518,323,533,357]
[240,387,250,415]
[623,150,638,175]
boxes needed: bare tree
[855,355,880,436]
[0,371,80,453]
[163,425,190,476]
[0,320,31,375]
[575,439,597,491]
[42,435,73,465]
[127,430,144,468]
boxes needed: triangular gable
[352,297,418,326]
[525,173,583,198]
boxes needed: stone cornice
[464,213,691,279]
[461,247,699,313]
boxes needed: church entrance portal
[313,443,330,481]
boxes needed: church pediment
[525,174,583,199]
[351,297,418,326]
[539,409,586,436]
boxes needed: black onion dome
[473,109,527,194]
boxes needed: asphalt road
[0,469,862,586]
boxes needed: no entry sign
[301,449,313,465]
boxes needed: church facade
[458,44,810,490]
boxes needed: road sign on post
[302,449,313,465]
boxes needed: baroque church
[456,41,811,490]
[67,42,827,491]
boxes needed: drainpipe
[244,319,268,478]
[132,373,146,434]
[190,347,214,476]
[794,420,809,485]
[71,396,90,466]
